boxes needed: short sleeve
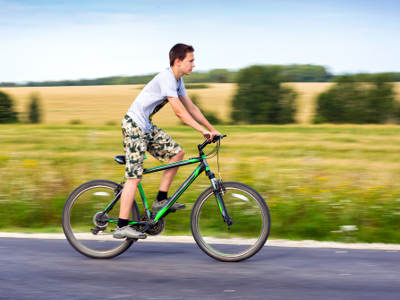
[177,78,187,97]
[160,73,179,99]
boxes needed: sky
[1,0,400,82]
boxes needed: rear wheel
[62,180,140,259]
[191,181,270,262]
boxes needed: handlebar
[198,135,227,152]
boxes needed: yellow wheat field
[2,82,400,125]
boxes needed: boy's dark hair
[169,43,194,66]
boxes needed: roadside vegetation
[1,124,400,243]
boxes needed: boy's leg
[158,150,185,192]
[147,125,185,211]
[151,149,186,212]
[119,178,141,219]
[114,177,146,239]
[119,114,146,219]
[115,115,146,239]
[115,178,146,239]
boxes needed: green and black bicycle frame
[100,137,233,230]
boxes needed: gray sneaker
[113,226,146,239]
[152,199,186,213]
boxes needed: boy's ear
[173,58,181,66]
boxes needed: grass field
[1,82,400,242]
[0,83,236,126]
[1,124,400,243]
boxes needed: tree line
[2,65,400,87]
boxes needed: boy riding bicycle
[114,43,221,239]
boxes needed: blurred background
[0,0,399,243]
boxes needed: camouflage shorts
[121,114,183,179]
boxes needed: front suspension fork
[209,174,233,226]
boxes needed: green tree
[314,74,396,124]
[28,93,43,123]
[0,91,18,123]
[231,65,297,124]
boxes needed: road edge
[1,232,399,250]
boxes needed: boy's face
[176,52,195,75]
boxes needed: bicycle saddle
[114,154,147,164]
[114,155,125,164]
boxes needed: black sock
[156,191,168,202]
[118,218,129,228]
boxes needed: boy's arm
[168,97,212,140]
[179,95,221,137]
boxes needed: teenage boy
[114,43,221,239]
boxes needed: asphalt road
[0,238,399,300]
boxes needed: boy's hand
[202,130,212,141]
[210,129,222,140]
[202,130,222,142]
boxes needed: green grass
[1,124,400,243]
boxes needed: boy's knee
[177,149,184,159]
[125,178,141,185]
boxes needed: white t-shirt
[126,67,187,132]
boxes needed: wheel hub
[93,212,109,230]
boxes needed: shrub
[28,93,43,123]
[189,94,223,125]
[105,120,117,126]
[231,65,297,124]
[70,119,83,125]
[314,74,396,124]
[0,90,18,123]
[203,111,222,125]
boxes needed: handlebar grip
[198,134,227,152]
[212,134,227,142]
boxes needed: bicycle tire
[191,181,270,262]
[62,180,140,259]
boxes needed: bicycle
[62,135,271,262]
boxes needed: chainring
[140,215,165,236]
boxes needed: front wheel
[191,181,270,262]
[62,180,140,259]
